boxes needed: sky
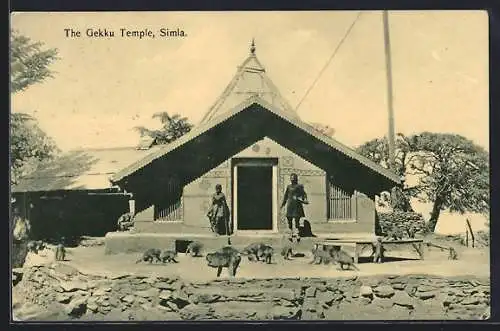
[11,10,489,153]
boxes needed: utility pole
[383,10,396,172]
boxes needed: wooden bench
[315,238,425,264]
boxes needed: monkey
[206,249,241,277]
[310,244,338,265]
[185,241,203,257]
[332,249,359,271]
[406,226,417,239]
[217,245,240,256]
[117,212,134,232]
[310,247,335,265]
[388,226,404,240]
[448,247,458,260]
[371,237,385,263]
[160,250,179,263]
[281,244,293,260]
[257,244,274,264]
[27,241,38,254]
[55,244,66,261]
[136,248,162,264]
[27,240,45,254]
[241,243,266,262]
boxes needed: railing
[327,183,353,220]
[154,199,182,222]
[154,176,183,222]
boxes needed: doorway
[232,158,278,233]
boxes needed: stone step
[105,231,377,255]
[105,232,322,255]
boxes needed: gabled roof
[12,146,162,193]
[199,40,299,124]
[111,96,401,186]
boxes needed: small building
[111,44,401,238]
[12,42,401,247]
[10,141,161,241]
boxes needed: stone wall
[13,264,490,321]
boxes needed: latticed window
[327,179,353,220]
[154,177,183,222]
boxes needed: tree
[10,30,60,185]
[357,132,489,232]
[10,30,59,268]
[10,29,59,93]
[10,113,59,185]
[134,111,193,145]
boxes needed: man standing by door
[281,173,309,242]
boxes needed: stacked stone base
[13,264,490,321]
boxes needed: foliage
[10,30,60,185]
[377,211,427,238]
[10,29,59,93]
[10,113,60,185]
[134,111,193,145]
[357,132,489,232]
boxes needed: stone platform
[104,231,376,255]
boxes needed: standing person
[281,173,309,241]
[207,184,231,236]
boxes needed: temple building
[12,41,401,248]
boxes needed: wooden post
[418,241,425,260]
[383,10,396,171]
[466,218,475,248]
[354,244,360,264]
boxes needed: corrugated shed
[12,146,162,193]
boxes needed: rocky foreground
[12,263,490,321]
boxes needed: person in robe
[281,173,309,239]
[207,184,231,235]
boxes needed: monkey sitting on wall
[241,243,266,262]
[256,244,274,264]
[136,248,162,264]
[206,248,241,277]
[186,241,203,257]
[160,250,179,263]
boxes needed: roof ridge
[111,96,401,185]
[21,172,117,180]
[68,146,140,152]
[198,45,298,125]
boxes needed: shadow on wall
[28,195,129,246]
[375,211,384,236]
[299,219,316,238]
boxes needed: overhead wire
[295,11,363,111]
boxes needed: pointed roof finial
[250,38,256,55]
